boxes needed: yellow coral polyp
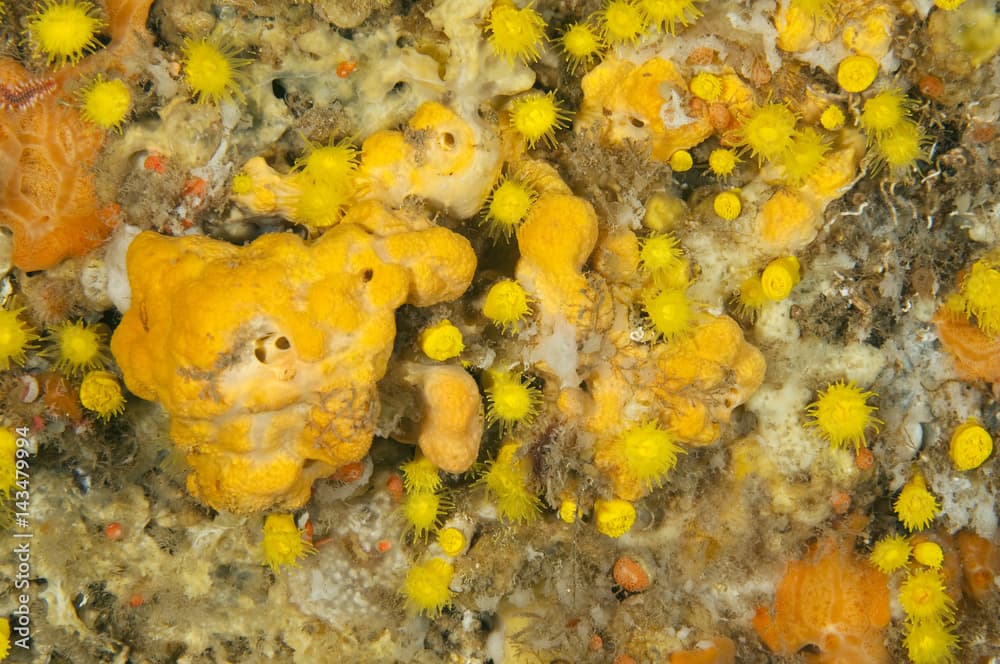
[486,0,546,64]
[594,498,636,538]
[713,190,742,220]
[639,233,684,276]
[820,105,846,130]
[419,320,464,361]
[484,371,541,433]
[640,0,703,33]
[47,320,108,376]
[894,473,939,532]
[644,288,694,341]
[479,442,541,523]
[804,380,881,451]
[904,618,958,664]
[948,418,992,471]
[738,103,798,163]
[708,148,740,178]
[560,22,603,72]
[26,0,104,67]
[899,569,954,620]
[291,173,354,228]
[734,275,768,321]
[509,91,570,148]
[401,454,442,493]
[958,256,1000,335]
[182,38,249,104]
[608,421,684,489]
[437,527,466,557]
[790,0,835,19]
[262,514,316,572]
[874,120,927,176]
[483,279,532,331]
[401,557,454,617]
[869,534,911,573]
[79,76,131,131]
[0,306,39,371]
[781,128,830,186]
[482,178,536,240]
[913,541,944,568]
[403,490,449,539]
[689,72,722,101]
[295,139,358,182]
[599,0,648,45]
[761,256,801,301]
[669,149,693,172]
[79,370,126,421]
[860,88,911,137]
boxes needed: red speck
[303,519,314,543]
[386,473,404,502]
[183,176,207,200]
[31,415,45,431]
[333,461,364,483]
[855,447,874,470]
[143,154,166,173]
[104,522,124,540]
[336,60,358,78]
[830,490,851,515]
[128,593,144,608]
[917,74,944,100]
[588,634,603,652]
[376,539,392,553]
[180,218,194,230]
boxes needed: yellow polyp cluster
[892,548,959,664]
[781,128,830,186]
[837,54,879,93]
[401,557,454,617]
[79,370,126,421]
[26,0,104,67]
[956,254,1000,335]
[596,421,685,495]
[486,0,546,64]
[182,38,250,104]
[560,22,603,72]
[479,441,541,523]
[869,534,911,573]
[599,0,647,45]
[262,514,316,572]
[593,497,636,538]
[78,76,132,131]
[483,279,532,332]
[484,370,541,433]
[482,177,536,240]
[419,320,464,361]
[643,288,695,341]
[509,91,570,148]
[708,149,740,178]
[804,380,882,451]
[894,473,939,532]
[760,256,801,301]
[948,418,992,471]
[738,102,798,163]
[47,320,108,376]
[820,104,846,130]
[291,139,359,228]
[0,306,39,371]
[640,0,704,34]
[690,72,722,101]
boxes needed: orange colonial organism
[111,206,476,513]
[753,537,892,663]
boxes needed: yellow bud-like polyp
[558,498,577,523]
[486,0,546,64]
[509,92,570,148]
[483,279,531,332]
[27,0,104,67]
[231,173,252,194]
[79,370,126,420]
[820,105,846,130]
[47,320,108,376]
[708,149,740,178]
[594,498,636,538]
[669,149,693,172]
[805,380,882,451]
[561,22,603,72]
[713,191,742,220]
[913,541,944,568]
[79,77,131,131]
[419,320,464,361]
[262,514,315,572]
[182,38,249,104]
[836,55,879,93]
[0,306,38,371]
[949,419,992,471]
[438,527,466,557]
[761,256,801,300]
[899,568,953,620]
[689,72,722,101]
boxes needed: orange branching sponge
[0,58,114,271]
[754,538,892,663]
[111,213,476,513]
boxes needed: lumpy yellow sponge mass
[111,220,475,513]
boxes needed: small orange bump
[336,60,358,78]
[143,153,166,173]
[588,634,603,652]
[104,522,124,540]
[917,74,944,100]
[333,461,364,483]
[855,447,875,470]
[183,176,207,200]
[128,593,144,608]
[386,473,405,502]
[831,490,851,515]
[376,538,392,553]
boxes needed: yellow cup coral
[804,380,882,451]
[948,418,992,471]
[479,441,541,523]
[46,320,109,376]
[869,534,911,574]
[484,370,541,433]
[509,91,570,148]
[486,0,546,64]
[79,370,126,421]
[26,0,104,67]
[0,306,38,371]
[594,498,636,538]
[78,76,131,131]
[837,54,879,93]
[262,513,316,572]
[182,38,250,104]
[483,279,532,331]
[560,22,603,72]
[419,320,464,361]
[401,557,454,616]
[894,473,939,532]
